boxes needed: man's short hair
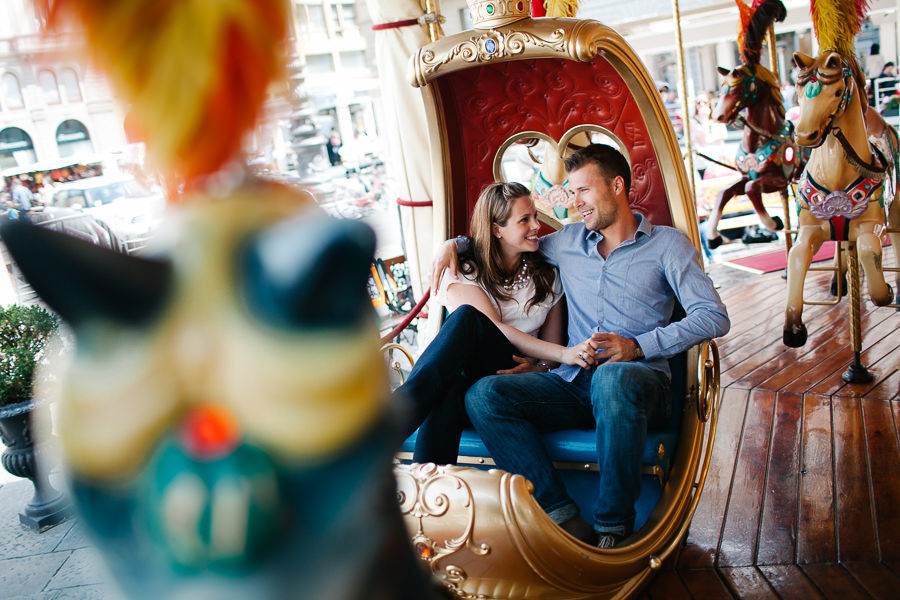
[564,143,631,194]
[885,61,895,68]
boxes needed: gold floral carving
[395,463,490,595]
[418,28,567,79]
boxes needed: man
[10,178,33,222]
[433,144,729,547]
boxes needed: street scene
[1,1,899,599]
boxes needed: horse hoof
[707,235,723,250]
[830,274,848,297]
[783,325,808,347]
[772,216,784,231]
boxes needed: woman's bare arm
[446,285,593,368]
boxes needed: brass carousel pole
[423,0,443,42]
[842,242,874,382]
[766,25,795,259]
[671,0,696,198]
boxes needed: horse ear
[793,52,814,69]
[239,212,376,330]
[0,220,173,327]
[824,53,841,70]
[717,66,729,77]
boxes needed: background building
[0,2,126,172]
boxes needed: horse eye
[835,90,841,97]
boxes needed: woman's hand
[430,239,459,287]
[560,338,598,369]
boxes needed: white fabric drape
[364,0,437,301]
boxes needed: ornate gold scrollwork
[696,339,720,423]
[419,28,567,80]
[380,343,415,386]
[395,463,491,594]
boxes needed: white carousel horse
[785,51,900,347]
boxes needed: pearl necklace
[501,261,530,293]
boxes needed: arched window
[0,127,36,168]
[38,70,61,105]
[55,119,93,158]
[2,73,25,110]
[59,68,82,102]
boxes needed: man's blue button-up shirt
[540,214,729,381]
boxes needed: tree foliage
[0,305,59,407]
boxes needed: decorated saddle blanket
[735,122,800,180]
[797,171,883,240]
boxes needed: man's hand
[497,355,544,374]
[592,332,642,363]
[430,239,459,288]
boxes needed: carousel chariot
[391,3,722,598]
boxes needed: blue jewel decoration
[485,39,497,53]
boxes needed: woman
[396,182,597,464]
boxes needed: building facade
[0,2,126,173]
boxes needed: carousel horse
[0,183,446,600]
[706,0,799,249]
[785,51,900,346]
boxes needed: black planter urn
[0,400,70,531]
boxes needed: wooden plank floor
[641,249,900,599]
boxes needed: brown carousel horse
[784,51,900,347]
[705,0,798,248]
[706,62,802,248]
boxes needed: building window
[60,68,82,102]
[2,73,25,110]
[0,127,37,168]
[298,2,326,33]
[327,3,341,32]
[39,70,61,105]
[339,51,366,71]
[340,3,356,27]
[56,119,93,158]
[305,53,335,75]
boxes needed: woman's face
[696,99,711,119]
[494,195,541,255]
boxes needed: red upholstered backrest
[435,55,672,236]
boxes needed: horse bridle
[796,57,887,176]
[796,60,854,147]
[723,65,793,143]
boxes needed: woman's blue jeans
[396,305,517,464]
[465,362,670,537]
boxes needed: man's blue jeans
[465,362,670,537]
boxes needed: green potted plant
[0,304,69,531]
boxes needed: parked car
[45,175,165,247]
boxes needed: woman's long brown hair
[459,182,557,318]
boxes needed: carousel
[0,0,899,599]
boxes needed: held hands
[591,332,642,363]
[430,239,459,287]
[560,339,599,369]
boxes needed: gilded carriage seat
[395,5,721,600]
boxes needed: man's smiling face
[567,163,623,232]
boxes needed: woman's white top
[435,264,563,337]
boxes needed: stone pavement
[0,480,121,600]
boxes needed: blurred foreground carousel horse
[706,0,802,248]
[0,183,447,600]
[784,0,900,347]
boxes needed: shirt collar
[585,213,652,243]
